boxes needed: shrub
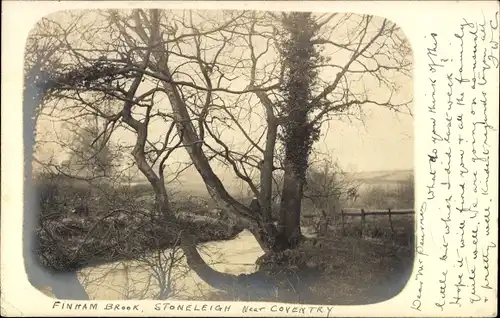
[32,173,247,272]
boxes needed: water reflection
[77,230,264,300]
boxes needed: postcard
[1,1,498,317]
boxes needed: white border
[2,1,499,317]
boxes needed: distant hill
[129,169,414,198]
[349,169,413,185]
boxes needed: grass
[331,214,414,246]
[202,236,413,304]
[201,216,414,305]
[33,174,415,305]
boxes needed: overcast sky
[32,10,414,190]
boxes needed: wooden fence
[304,208,415,237]
[340,208,414,237]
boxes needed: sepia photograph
[20,7,415,305]
[2,1,499,316]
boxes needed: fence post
[341,209,345,236]
[360,208,365,238]
[388,208,395,235]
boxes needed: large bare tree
[25,9,412,297]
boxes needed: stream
[77,228,315,300]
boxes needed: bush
[33,173,244,272]
[36,211,243,272]
[34,173,85,217]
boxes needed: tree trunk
[273,12,321,251]
[128,8,281,252]
[277,160,304,250]
[258,102,278,224]
[131,125,170,216]
[180,234,239,289]
[127,109,245,292]
[25,63,260,300]
[154,62,278,253]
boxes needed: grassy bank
[201,222,414,304]
[34,176,243,272]
[36,213,243,272]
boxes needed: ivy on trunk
[276,12,324,250]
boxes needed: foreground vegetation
[202,230,413,304]
[35,174,243,272]
[34,170,414,304]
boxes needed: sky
[31,9,414,191]
[316,103,413,173]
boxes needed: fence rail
[341,208,414,237]
[341,208,414,215]
[304,207,415,238]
